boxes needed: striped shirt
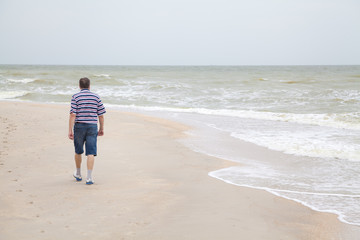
[70,89,106,124]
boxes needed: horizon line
[1,63,360,67]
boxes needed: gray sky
[0,0,359,65]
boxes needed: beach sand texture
[0,102,359,240]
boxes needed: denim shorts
[74,123,98,156]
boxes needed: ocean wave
[230,131,360,162]
[7,78,37,83]
[108,104,360,131]
[93,74,111,79]
[0,91,28,99]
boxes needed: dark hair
[79,77,90,89]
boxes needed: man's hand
[98,115,104,137]
[68,113,76,140]
[98,129,104,136]
[68,131,74,140]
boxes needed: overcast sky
[0,0,359,65]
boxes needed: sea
[1,64,360,225]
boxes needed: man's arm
[98,115,104,136]
[68,113,76,140]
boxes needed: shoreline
[209,171,357,227]
[1,101,359,239]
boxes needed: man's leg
[86,155,95,183]
[75,153,82,168]
[85,124,97,184]
[73,123,86,181]
[73,154,82,180]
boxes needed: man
[68,77,106,185]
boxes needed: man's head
[79,77,90,89]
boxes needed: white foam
[103,104,360,131]
[93,74,111,78]
[230,130,360,162]
[0,91,28,99]
[209,169,360,226]
[7,78,37,83]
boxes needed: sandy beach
[0,101,359,240]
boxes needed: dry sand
[0,101,359,240]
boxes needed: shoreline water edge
[1,64,360,227]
